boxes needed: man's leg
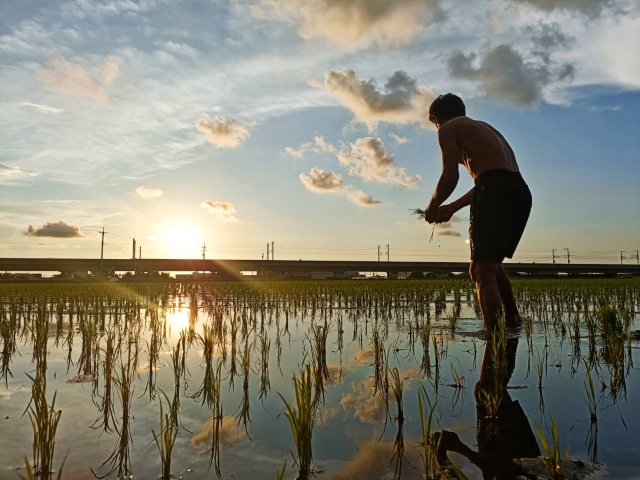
[469,260,502,329]
[496,265,519,327]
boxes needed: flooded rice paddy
[0,279,639,480]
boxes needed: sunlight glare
[163,225,200,257]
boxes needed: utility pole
[565,248,571,264]
[621,250,640,265]
[621,251,624,265]
[132,238,136,274]
[100,227,105,268]
[201,244,207,279]
[386,244,390,262]
[139,246,142,275]
[262,253,264,277]
[272,241,274,261]
[377,245,381,262]
[552,249,557,264]
[267,243,270,261]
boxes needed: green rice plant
[583,368,598,423]
[18,455,67,480]
[22,374,64,480]
[449,363,465,389]
[259,334,271,401]
[388,366,409,478]
[275,460,287,480]
[278,364,316,480]
[535,417,575,480]
[418,323,431,375]
[151,390,179,480]
[417,385,440,479]
[234,339,252,438]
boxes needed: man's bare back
[439,116,519,180]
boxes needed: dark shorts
[470,170,532,263]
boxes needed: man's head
[428,93,466,128]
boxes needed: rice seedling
[388,366,410,478]
[259,333,271,401]
[22,374,64,480]
[418,385,440,479]
[278,363,316,480]
[151,390,179,480]
[583,367,598,423]
[234,339,252,438]
[275,460,287,480]
[535,417,575,480]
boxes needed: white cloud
[195,115,250,148]
[135,186,163,199]
[284,135,337,158]
[347,189,381,207]
[201,200,240,222]
[338,137,420,188]
[38,54,119,102]
[389,132,408,144]
[0,162,38,185]
[299,167,343,192]
[323,69,437,130]
[448,44,574,106]
[18,102,64,114]
[24,221,85,238]
[435,222,461,237]
[253,0,443,50]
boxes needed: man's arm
[425,124,460,222]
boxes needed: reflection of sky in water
[0,298,638,479]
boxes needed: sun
[162,225,200,257]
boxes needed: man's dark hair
[429,93,466,124]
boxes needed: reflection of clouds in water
[0,385,30,400]
[340,379,387,423]
[191,416,244,453]
[331,439,422,480]
[325,362,357,386]
[330,367,422,423]
[353,349,375,365]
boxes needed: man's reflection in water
[435,337,540,479]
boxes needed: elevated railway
[0,258,638,277]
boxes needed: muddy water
[0,281,638,479]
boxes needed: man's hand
[424,204,439,223]
[437,203,456,223]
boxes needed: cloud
[0,162,38,185]
[515,0,615,15]
[135,186,163,199]
[299,167,344,192]
[201,200,240,222]
[448,44,575,106]
[338,137,420,188]
[24,221,85,238]
[195,115,250,148]
[253,0,443,50]
[435,222,461,237]
[323,69,437,130]
[101,56,119,85]
[191,416,244,453]
[284,135,337,158]
[18,102,64,114]
[389,133,408,144]
[347,189,381,207]
[38,54,118,102]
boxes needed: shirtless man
[424,94,532,329]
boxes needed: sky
[0,0,639,264]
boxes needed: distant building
[311,271,334,279]
[9,273,43,280]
